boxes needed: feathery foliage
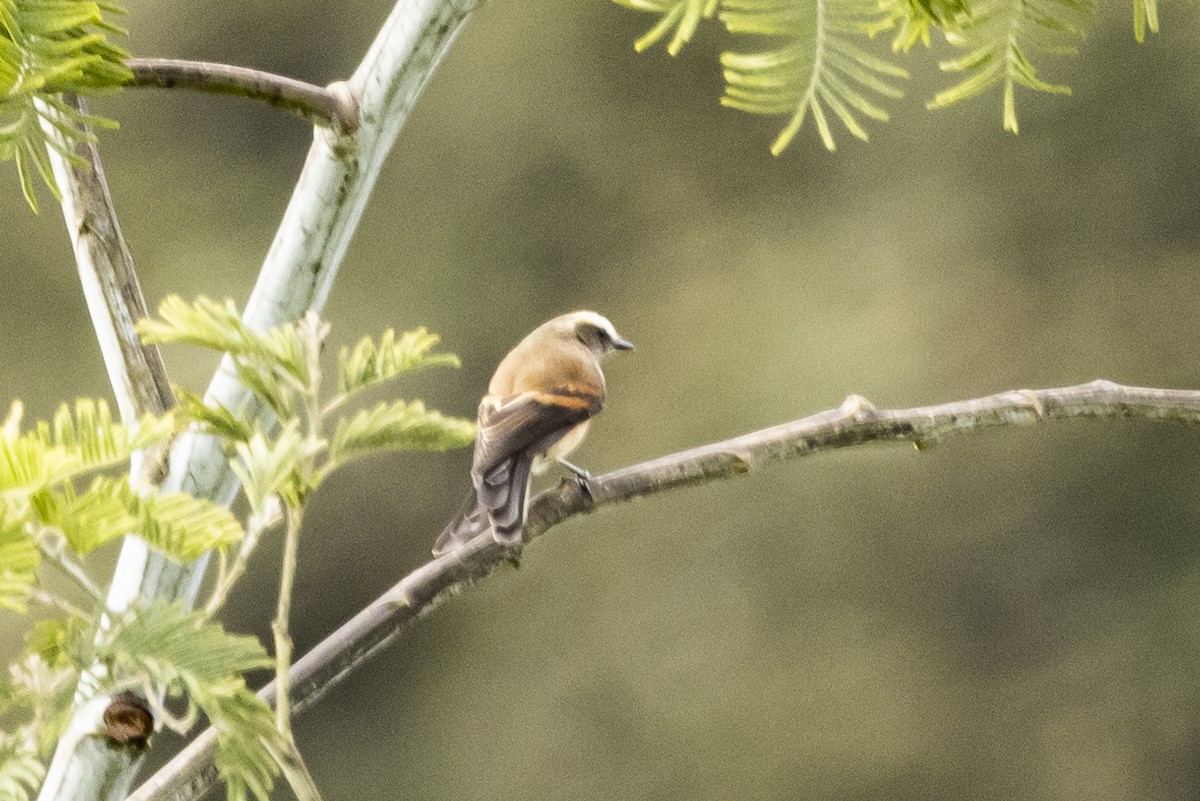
[0,504,36,613]
[0,0,131,210]
[229,423,319,514]
[1133,0,1158,41]
[615,0,1165,149]
[928,0,1093,133]
[0,737,44,801]
[0,399,173,499]
[722,0,907,153]
[329,400,476,465]
[2,297,472,801]
[337,327,461,396]
[612,0,718,54]
[98,601,283,801]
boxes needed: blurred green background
[5,1,1200,799]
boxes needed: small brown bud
[103,691,153,749]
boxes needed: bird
[432,311,633,556]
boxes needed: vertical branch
[42,2,482,801]
[36,95,174,424]
[34,94,174,801]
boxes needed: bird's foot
[556,457,592,481]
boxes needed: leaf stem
[34,529,105,603]
[202,525,262,620]
[272,505,301,734]
[28,586,89,619]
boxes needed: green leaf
[32,477,134,556]
[328,400,475,466]
[1133,0,1158,41]
[99,600,282,801]
[25,616,90,670]
[0,738,44,801]
[0,503,36,613]
[102,600,271,686]
[131,483,245,562]
[34,476,243,561]
[927,0,1092,132]
[139,296,306,415]
[138,296,306,382]
[172,386,254,445]
[0,399,173,498]
[229,423,321,514]
[0,0,130,210]
[871,0,966,50]
[718,0,908,153]
[207,687,283,801]
[611,0,718,55]
[337,327,461,397]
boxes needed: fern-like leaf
[719,0,908,153]
[328,400,476,466]
[99,601,281,801]
[126,483,245,562]
[928,0,1092,133]
[0,737,44,801]
[872,0,967,50]
[229,423,321,514]
[612,0,718,55]
[138,295,306,384]
[0,399,173,498]
[337,327,460,397]
[0,0,131,210]
[31,477,134,557]
[0,503,36,613]
[172,386,254,445]
[34,476,243,561]
[1133,0,1158,40]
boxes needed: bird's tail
[432,485,489,556]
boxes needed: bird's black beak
[612,335,634,351]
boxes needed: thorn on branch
[839,394,877,420]
[1014,390,1046,420]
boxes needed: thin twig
[28,587,89,619]
[125,379,1200,801]
[34,531,106,603]
[125,58,359,133]
[272,506,301,736]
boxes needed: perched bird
[433,311,633,555]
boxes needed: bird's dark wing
[473,390,601,542]
[432,484,488,556]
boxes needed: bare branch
[126,379,1200,801]
[37,94,174,423]
[125,59,359,133]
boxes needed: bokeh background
[5,1,1200,799]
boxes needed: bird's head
[551,310,634,359]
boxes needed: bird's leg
[557,457,595,501]
[556,457,592,480]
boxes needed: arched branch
[126,379,1200,801]
[125,59,360,132]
